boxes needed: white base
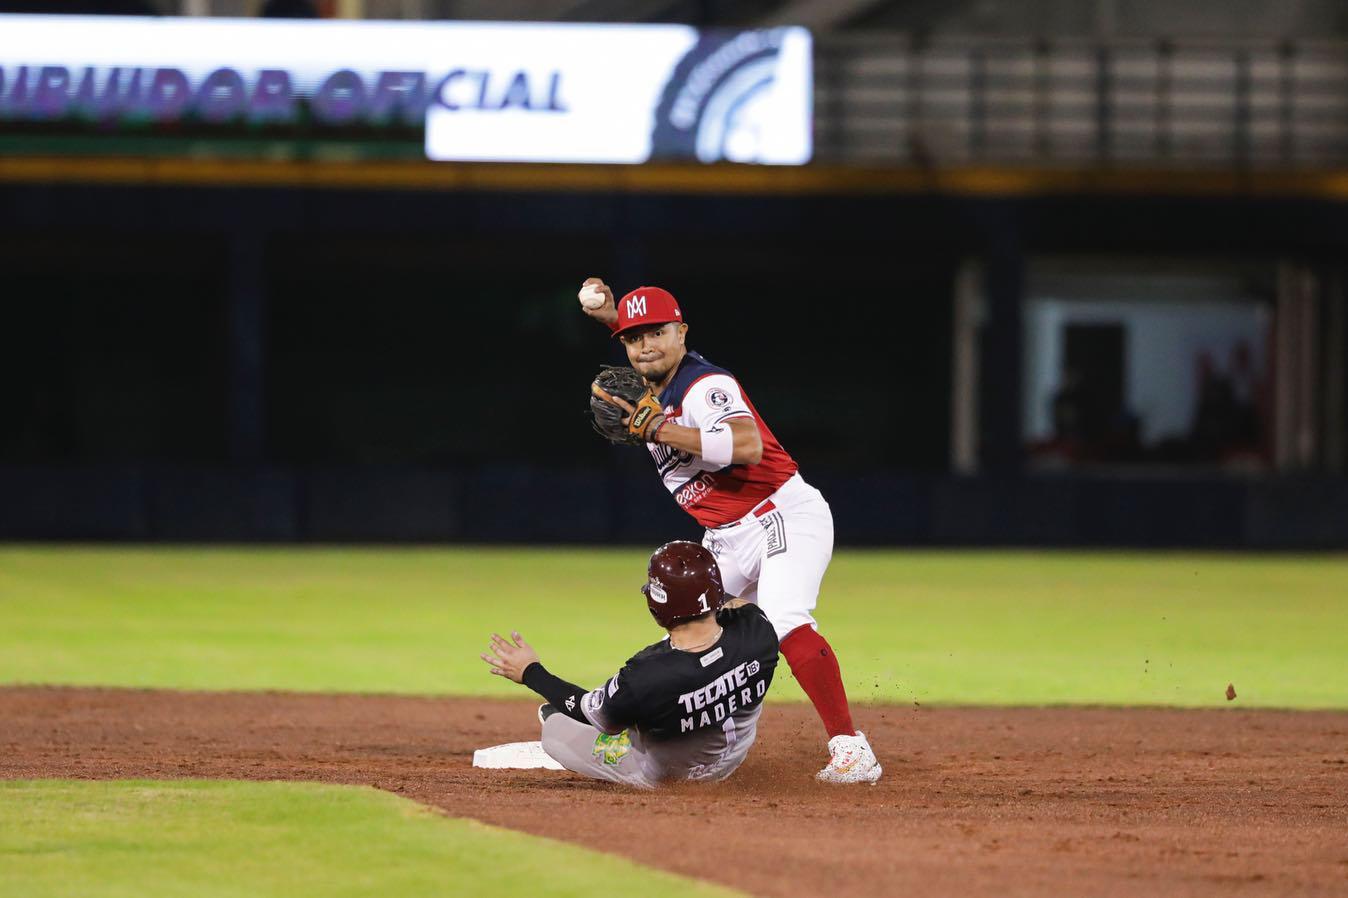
[472,740,565,770]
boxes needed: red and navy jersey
[648,351,798,528]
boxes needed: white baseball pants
[700,473,835,641]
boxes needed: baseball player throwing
[481,541,779,788]
[578,278,882,784]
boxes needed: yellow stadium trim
[4,156,1348,199]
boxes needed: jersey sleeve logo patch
[582,688,606,715]
[706,387,732,408]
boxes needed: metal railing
[813,35,1348,167]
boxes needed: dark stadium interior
[1,0,1346,546]
[2,180,1345,546]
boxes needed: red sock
[779,625,856,739]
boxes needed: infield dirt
[3,687,1345,897]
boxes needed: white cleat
[816,731,882,784]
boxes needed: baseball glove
[589,366,666,445]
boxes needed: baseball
[578,283,607,310]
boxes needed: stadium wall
[2,464,1346,548]
[2,177,1346,546]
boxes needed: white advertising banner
[0,15,813,165]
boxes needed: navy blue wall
[2,464,1345,548]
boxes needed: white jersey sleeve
[680,374,755,429]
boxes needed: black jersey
[579,603,779,741]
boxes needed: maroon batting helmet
[641,541,725,628]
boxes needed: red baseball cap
[612,286,683,338]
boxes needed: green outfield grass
[0,779,741,898]
[0,546,1345,707]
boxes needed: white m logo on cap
[626,295,647,318]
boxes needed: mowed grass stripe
[0,779,743,898]
[0,547,1344,707]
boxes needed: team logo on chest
[652,441,695,475]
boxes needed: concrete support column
[979,233,1025,474]
[1323,265,1346,473]
[1274,260,1320,470]
[950,260,984,474]
[228,233,266,463]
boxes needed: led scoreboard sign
[0,15,813,165]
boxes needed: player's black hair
[669,609,715,629]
